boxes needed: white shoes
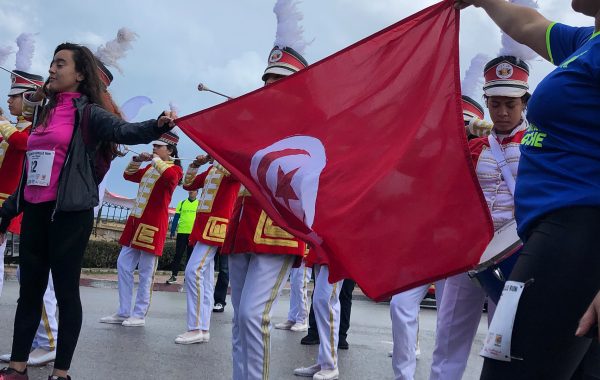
[99,313,127,324]
[275,320,308,331]
[291,322,309,332]
[313,368,339,380]
[174,330,210,344]
[294,364,321,377]
[388,347,421,359]
[122,317,145,327]
[0,348,56,366]
[275,320,295,330]
[27,347,56,366]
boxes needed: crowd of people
[0,0,599,379]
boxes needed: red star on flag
[275,166,300,209]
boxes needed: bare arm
[455,0,553,61]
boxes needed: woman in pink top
[0,43,176,380]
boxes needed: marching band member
[455,0,600,377]
[223,1,309,378]
[430,55,530,380]
[293,250,342,380]
[0,41,175,380]
[174,156,240,344]
[100,131,182,327]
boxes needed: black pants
[170,233,192,276]
[481,207,600,380]
[572,341,600,380]
[213,250,229,306]
[308,279,355,339]
[12,201,93,370]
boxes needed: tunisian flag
[177,1,493,301]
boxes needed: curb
[4,267,375,302]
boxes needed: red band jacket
[119,158,182,256]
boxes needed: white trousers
[287,261,312,324]
[185,242,217,331]
[117,246,158,318]
[313,264,342,370]
[429,273,496,380]
[0,240,5,297]
[390,280,445,380]
[230,253,293,380]
[15,265,58,351]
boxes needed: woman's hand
[158,110,177,129]
[133,152,153,162]
[576,290,600,340]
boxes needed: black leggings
[11,201,93,371]
[481,207,600,380]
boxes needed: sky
[0,0,594,207]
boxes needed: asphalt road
[0,281,486,379]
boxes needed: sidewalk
[2,264,374,302]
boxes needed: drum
[468,220,523,305]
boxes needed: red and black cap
[462,95,485,124]
[9,70,44,96]
[483,56,530,97]
[262,46,308,82]
[152,131,179,146]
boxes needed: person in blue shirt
[455,0,600,379]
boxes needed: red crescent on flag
[256,148,310,200]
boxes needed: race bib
[26,150,55,187]
[480,280,525,361]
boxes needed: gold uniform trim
[41,305,56,350]
[0,122,17,140]
[125,161,142,175]
[202,216,229,243]
[253,211,298,248]
[0,193,9,208]
[152,158,174,174]
[329,282,338,367]
[132,223,159,250]
[183,166,199,187]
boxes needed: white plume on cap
[462,54,490,100]
[498,0,539,61]
[168,101,179,115]
[273,0,308,54]
[0,45,15,66]
[15,33,36,72]
[95,27,138,74]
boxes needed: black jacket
[0,95,169,232]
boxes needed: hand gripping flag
[177,0,493,301]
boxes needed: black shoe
[300,334,320,345]
[166,275,177,285]
[338,338,349,350]
[48,376,71,380]
[213,303,225,312]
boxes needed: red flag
[177,1,493,301]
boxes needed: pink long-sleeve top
[24,92,79,203]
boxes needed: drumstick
[0,66,42,87]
